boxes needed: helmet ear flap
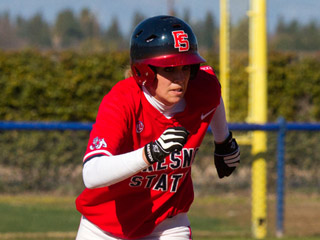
[131,63,156,86]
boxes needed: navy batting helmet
[130,15,205,85]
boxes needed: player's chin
[168,95,184,105]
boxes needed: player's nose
[172,69,186,83]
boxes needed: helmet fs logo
[172,30,189,52]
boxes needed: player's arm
[210,97,229,143]
[83,148,148,189]
[210,97,240,178]
[83,127,189,189]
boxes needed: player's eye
[182,65,191,71]
[164,67,174,72]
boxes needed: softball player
[75,15,240,240]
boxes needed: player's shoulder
[99,77,141,112]
[105,77,141,100]
[196,65,219,82]
[191,65,220,89]
[112,77,140,93]
[199,65,216,75]
[186,65,221,105]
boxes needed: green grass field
[0,193,319,240]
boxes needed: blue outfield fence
[2,119,320,131]
[0,121,93,130]
[1,118,320,236]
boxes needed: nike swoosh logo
[201,107,216,120]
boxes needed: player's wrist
[214,131,233,154]
[143,144,153,165]
[213,131,240,178]
[144,141,167,164]
[145,142,159,164]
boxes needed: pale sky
[0,0,319,34]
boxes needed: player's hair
[125,67,133,79]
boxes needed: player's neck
[142,86,185,119]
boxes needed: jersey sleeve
[83,83,133,163]
[186,65,221,111]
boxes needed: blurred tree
[230,16,249,51]
[21,13,51,48]
[167,0,176,16]
[202,11,216,50]
[130,12,145,34]
[79,8,100,39]
[270,18,320,51]
[78,8,106,52]
[2,7,320,52]
[275,16,286,33]
[104,16,125,50]
[126,12,146,47]
[181,8,191,24]
[271,18,296,50]
[16,16,27,38]
[193,12,216,51]
[0,12,22,49]
[286,19,300,35]
[300,21,320,50]
[53,9,83,48]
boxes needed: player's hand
[214,131,240,178]
[144,127,189,164]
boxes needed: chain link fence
[0,123,319,237]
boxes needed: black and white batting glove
[214,131,240,179]
[144,127,189,164]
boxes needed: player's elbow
[82,164,96,189]
[82,160,109,189]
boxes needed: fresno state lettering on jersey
[129,173,184,192]
[172,30,189,52]
[142,148,197,172]
[129,148,198,192]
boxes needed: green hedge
[0,50,130,121]
[1,50,320,122]
[0,50,319,193]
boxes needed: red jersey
[76,66,221,239]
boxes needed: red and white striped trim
[83,150,113,162]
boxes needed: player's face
[149,65,191,106]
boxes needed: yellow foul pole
[248,0,268,238]
[219,0,230,120]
